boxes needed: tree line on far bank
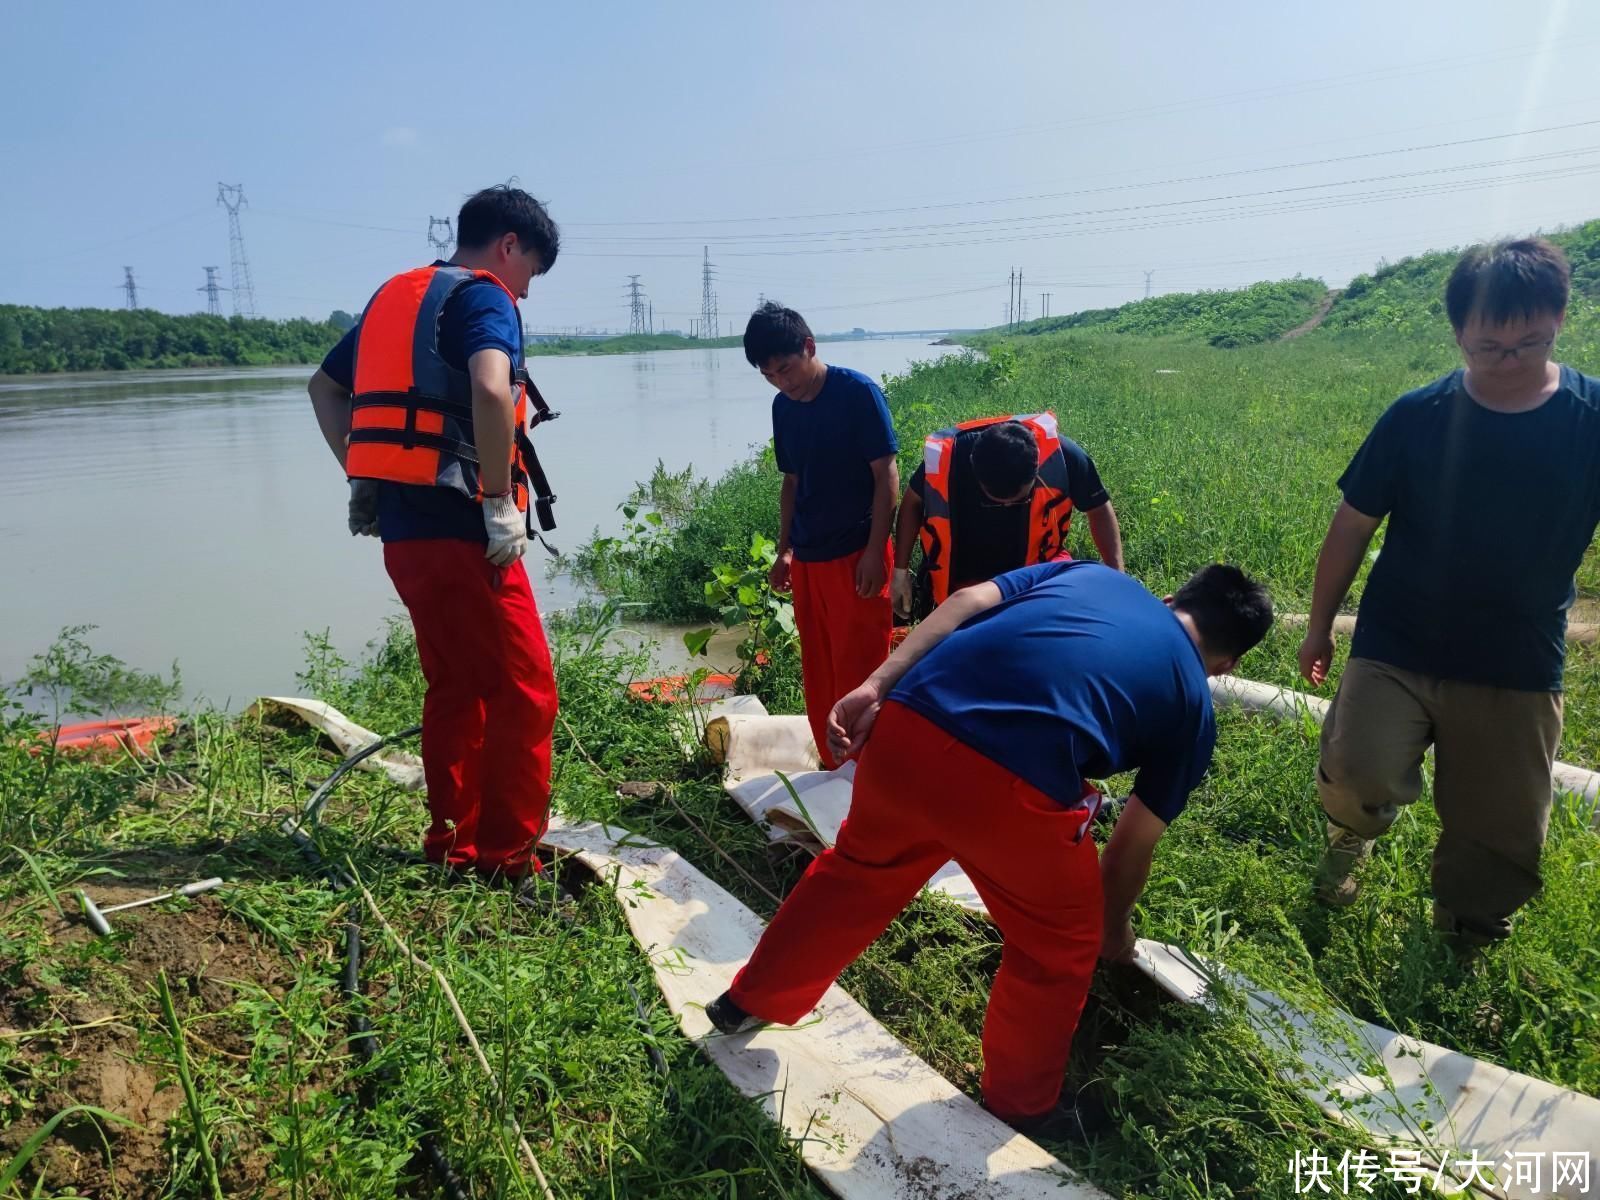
[0,305,356,374]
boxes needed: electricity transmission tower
[427,216,454,258]
[700,247,719,340]
[627,275,648,335]
[198,266,226,316]
[216,184,258,317]
[1144,270,1155,300]
[122,267,139,310]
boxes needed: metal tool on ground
[76,877,225,936]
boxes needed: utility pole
[1041,292,1049,320]
[627,275,648,335]
[1006,270,1015,331]
[122,267,139,310]
[426,216,454,258]
[198,266,226,316]
[648,302,654,335]
[701,246,719,340]
[216,183,257,317]
[1144,270,1155,300]
[1017,270,1023,327]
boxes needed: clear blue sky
[4,0,1598,332]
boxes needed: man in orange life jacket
[893,414,1123,621]
[306,185,561,880]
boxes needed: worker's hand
[1100,916,1136,965]
[347,479,381,538]
[769,548,794,594]
[855,549,888,598]
[891,568,914,619]
[1298,630,1335,687]
[827,679,883,764]
[483,493,527,567]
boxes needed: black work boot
[705,991,765,1035]
[991,1081,1110,1144]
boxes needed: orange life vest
[346,264,558,531]
[918,412,1075,607]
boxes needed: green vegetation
[526,333,745,357]
[8,223,1600,1197]
[990,278,1330,348]
[0,306,345,374]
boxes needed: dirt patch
[1279,290,1341,341]
[1,893,301,1197]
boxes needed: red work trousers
[383,540,557,876]
[729,702,1104,1120]
[791,542,893,770]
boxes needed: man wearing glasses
[1298,237,1598,946]
[892,415,1123,622]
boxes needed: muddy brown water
[0,339,956,707]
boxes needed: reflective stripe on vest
[346,265,529,511]
[918,412,1075,606]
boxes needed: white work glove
[892,567,915,620]
[347,479,381,537]
[483,492,527,567]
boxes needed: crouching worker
[306,185,562,880]
[893,413,1123,621]
[707,560,1272,1131]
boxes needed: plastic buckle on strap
[1072,788,1105,844]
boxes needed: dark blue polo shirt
[771,365,898,563]
[889,561,1216,824]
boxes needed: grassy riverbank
[6,231,1600,1196]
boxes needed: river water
[0,339,954,705]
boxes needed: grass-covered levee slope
[6,222,1600,1198]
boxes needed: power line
[217,183,258,317]
[564,116,1600,231]
[121,267,139,310]
[572,158,1600,260]
[572,144,1600,249]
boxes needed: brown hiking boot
[1314,823,1373,907]
[1432,905,1508,958]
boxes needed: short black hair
[457,185,560,272]
[970,421,1038,498]
[744,301,812,368]
[1171,564,1273,660]
[1444,238,1569,331]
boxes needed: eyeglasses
[977,476,1039,507]
[1463,336,1555,363]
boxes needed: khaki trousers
[1316,657,1561,938]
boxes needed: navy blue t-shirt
[889,561,1216,823]
[1340,365,1600,691]
[772,365,898,562]
[907,431,1108,584]
[323,263,525,543]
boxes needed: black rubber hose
[301,724,422,830]
[342,919,470,1200]
[283,770,471,1200]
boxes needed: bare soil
[1,883,300,1198]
